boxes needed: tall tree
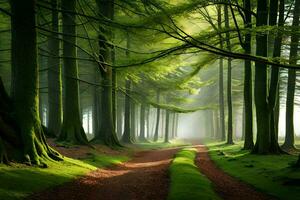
[268,0,284,152]
[2,0,61,165]
[58,0,88,144]
[224,4,233,145]
[243,0,254,150]
[95,0,120,146]
[47,0,62,137]
[253,0,270,154]
[282,0,300,150]
[217,5,226,141]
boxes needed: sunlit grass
[207,142,300,200]
[131,138,190,150]
[168,148,220,200]
[0,154,129,200]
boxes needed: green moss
[0,154,129,200]
[207,141,300,200]
[82,153,129,168]
[168,148,220,200]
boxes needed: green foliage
[207,142,300,200]
[168,148,220,200]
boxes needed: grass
[167,148,220,200]
[207,141,300,200]
[0,153,129,200]
[132,139,190,150]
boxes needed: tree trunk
[139,103,147,142]
[224,4,234,145]
[164,110,170,143]
[58,0,88,145]
[93,65,101,137]
[217,5,226,141]
[5,0,61,165]
[130,95,136,142]
[243,0,254,150]
[122,80,132,143]
[268,0,284,153]
[153,90,161,141]
[95,0,120,146]
[283,0,300,150]
[116,91,124,138]
[253,0,270,154]
[47,0,62,137]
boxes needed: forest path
[28,147,180,200]
[195,145,275,200]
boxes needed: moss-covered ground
[207,141,300,200]
[167,148,220,200]
[0,152,129,200]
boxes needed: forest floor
[195,145,275,200]
[28,146,181,200]
[206,141,300,200]
[27,142,277,200]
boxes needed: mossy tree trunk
[58,0,88,145]
[2,0,61,165]
[283,0,300,150]
[47,0,62,137]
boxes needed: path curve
[28,147,180,200]
[195,145,276,200]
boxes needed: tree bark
[58,0,88,145]
[217,5,226,141]
[7,0,61,165]
[243,0,254,150]
[268,0,284,153]
[224,4,234,145]
[283,0,300,150]
[253,0,270,154]
[95,0,120,146]
[47,0,62,137]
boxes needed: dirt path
[195,145,275,200]
[28,147,180,200]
